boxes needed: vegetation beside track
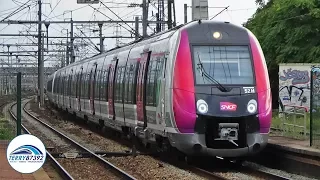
[0,117,15,140]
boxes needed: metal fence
[310,66,320,148]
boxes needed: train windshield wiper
[196,53,229,92]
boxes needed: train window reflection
[193,46,254,85]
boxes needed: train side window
[58,74,61,95]
[86,71,90,99]
[64,72,66,95]
[146,60,157,106]
[88,69,93,99]
[95,69,101,100]
[69,70,73,96]
[59,73,62,95]
[57,76,59,94]
[74,69,78,97]
[99,63,109,101]
[115,66,122,103]
[65,71,69,96]
[124,63,133,104]
[82,67,88,99]
[119,66,125,103]
[100,70,106,101]
[81,71,84,98]
[155,57,165,105]
[93,64,98,100]
[76,70,79,98]
[59,74,61,95]
[132,62,139,103]
[79,68,83,98]
[63,72,65,96]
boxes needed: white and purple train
[46,20,272,158]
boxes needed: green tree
[245,0,320,66]
[244,0,320,109]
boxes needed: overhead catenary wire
[1,0,32,21]
[100,1,141,38]
[210,6,230,20]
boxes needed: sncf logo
[220,102,237,111]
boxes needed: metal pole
[172,0,176,27]
[66,35,69,65]
[167,0,172,29]
[37,0,42,105]
[40,33,44,106]
[7,46,10,94]
[135,16,139,40]
[17,72,21,136]
[98,23,104,53]
[184,4,188,24]
[70,19,75,63]
[142,0,148,37]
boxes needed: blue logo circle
[6,134,46,173]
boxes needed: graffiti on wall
[279,68,310,85]
[279,67,311,112]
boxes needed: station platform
[268,136,320,157]
[0,140,51,180]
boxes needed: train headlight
[213,31,222,40]
[197,99,208,114]
[247,99,257,114]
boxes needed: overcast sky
[0,0,259,67]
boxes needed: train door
[108,57,118,120]
[90,63,98,115]
[136,50,151,128]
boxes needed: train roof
[53,20,245,73]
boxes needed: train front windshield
[193,46,254,85]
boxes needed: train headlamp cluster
[247,99,257,114]
[197,99,208,114]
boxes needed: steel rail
[240,165,292,180]
[8,102,74,180]
[21,99,136,180]
[188,166,229,180]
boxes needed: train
[46,20,272,159]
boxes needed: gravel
[11,100,79,154]
[243,161,318,180]
[58,158,121,180]
[13,98,126,180]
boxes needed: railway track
[9,99,136,180]
[238,163,292,180]
[9,101,73,180]
[37,99,307,180]
[163,155,292,180]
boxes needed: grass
[271,108,320,141]
[0,117,15,140]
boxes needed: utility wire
[1,0,32,21]
[45,0,62,21]
[210,6,229,20]
[88,4,136,37]
[100,1,141,37]
[77,27,100,52]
